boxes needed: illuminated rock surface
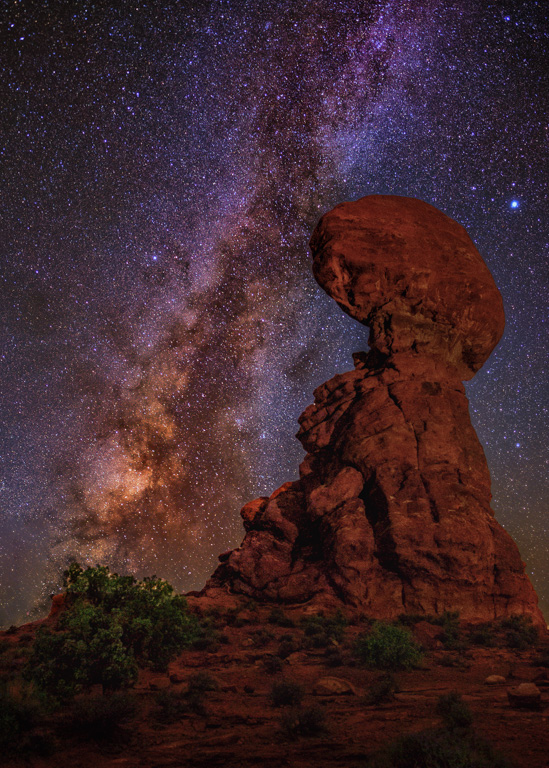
[205,196,543,626]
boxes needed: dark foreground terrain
[1,597,549,768]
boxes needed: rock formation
[204,195,544,626]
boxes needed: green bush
[0,684,39,751]
[279,705,326,739]
[263,655,284,674]
[270,680,304,707]
[268,607,295,627]
[223,607,243,626]
[500,615,538,650]
[397,613,436,627]
[301,610,347,648]
[434,611,465,650]
[367,728,512,768]
[157,686,208,718]
[534,650,549,668]
[29,610,138,699]
[468,625,495,647]
[155,689,188,722]
[155,676,215,722]
[68,693,137,740]
[436,692,473,730]
[324,645,344,667]
[0,683,53,756]
[186,672,218,693]
[26,563,201,700]
[278,634,300,659]
[363,673,400,705]
[355,622,423,670]
[250,628,274,648]
[192,617,222,651]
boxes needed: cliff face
[205,196,544,626]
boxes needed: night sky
[1,1,547,627]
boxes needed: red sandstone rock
[507,683,542,709]
[313,676,357,695]
[203,196,544,627]
[48,593,66,618]
[240,497,268,531]
[310,195,505,380]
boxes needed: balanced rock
[204,195,544,627]
[310,195,504,380]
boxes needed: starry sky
[1,0,547,626]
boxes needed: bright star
[510,200,519,209]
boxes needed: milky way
[1,1,547,625]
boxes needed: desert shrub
[431,611,460,628]
[68,693,137,740]
[433,611,465,650]
[468,624,495,647]
[500,615,538,650]
[250,628,274,648]
[363,673,400,705]
[355,622,423,670]
[268,607,295,627]
[155,689,187,722]
[224,602,259,627]
[438,654,470,670]
[324,645,344,667]
[203,606,222,621]
[26,563,201,700]
[278,634,300,659]
[28,617,138,700]
[192,618,222,651]
[224,607,243,626]
[0,684,40,751]
[184,672,218,714]
[436,692,473,730]
[279,705,326,739]
[187,672,218,693]
[0,683,54,756]
[185,690,207,715]
[367,727,512,768]
[270,680,304,707]
[155,675,217,722]
[397,613,436,627]
[155,678,213,722]
[301,610,347,648]
[238,600,260,625]
[534,650,549,668]
[263,655,284,674]
[159,686,208,718]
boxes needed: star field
[1,1,547,625]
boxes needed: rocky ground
[2,600,549,768]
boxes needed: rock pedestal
[203,196,544,627]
